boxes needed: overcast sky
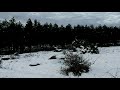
[0,12,120,26]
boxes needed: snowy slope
[1,46,120,78]
[0,52,67,78]
[81,46,120,78]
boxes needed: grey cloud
[0,12,120,26]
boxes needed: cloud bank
[0,12,120,26]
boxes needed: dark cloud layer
[0,12,120,26]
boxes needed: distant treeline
[0,17,120,54]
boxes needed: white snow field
[1,46,120,78]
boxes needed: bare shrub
[61,52,91,76]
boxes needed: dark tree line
[0,17,120,54]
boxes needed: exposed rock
[54,49,62,52]
[49,55,56,59]
[60,57,65,60]
[1,57,10,60]
[29,63,40,66]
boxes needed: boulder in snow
[60,57,65,60]
[29,63,40,66]
[49,55,57,59]
[54,49,62,52]
[1,57,10,60]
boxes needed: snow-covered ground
[1,46,120,78]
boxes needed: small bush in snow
[61,52,91,76]
[90,45,99,54]
[10,54,19,59]
[63,50,67,55]
[14,52,19,56]
[10,55,16,59]
[72,39,99,54]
